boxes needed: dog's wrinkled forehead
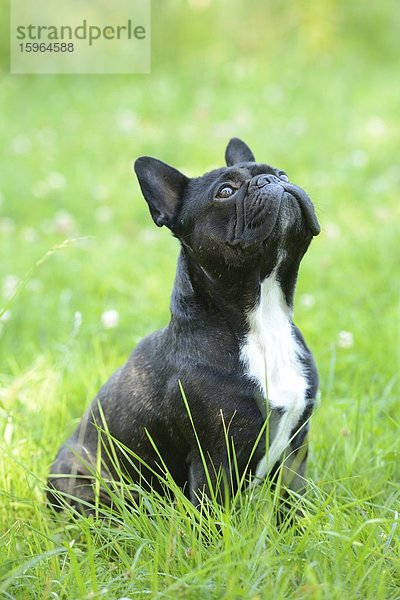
[185,163,280,202]
[199,163,278,187]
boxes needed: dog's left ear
[225,138,256,166]
[134,157,189,229]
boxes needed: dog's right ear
[225,138,256,166]
[134,157,189,229]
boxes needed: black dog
[48,138,320,511]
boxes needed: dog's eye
[278,172,289,182]
[216,185,235,199]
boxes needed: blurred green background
[1,0,399,461]
[0,0,399,595]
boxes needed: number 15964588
[19,42,74,52]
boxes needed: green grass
[1,0,399,597]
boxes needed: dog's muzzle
[252,174,320,237]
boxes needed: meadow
[0,0,399,597]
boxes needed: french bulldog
[48,138,320,512]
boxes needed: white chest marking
[239,275,308,484]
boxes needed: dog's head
[134,138,319,275]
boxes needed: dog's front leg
[187,452,232,507]
[280,402,313,496]
[281,436,309,494]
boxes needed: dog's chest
[240,277,308,415]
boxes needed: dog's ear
[225,138,256,166]
[134,157,189,229]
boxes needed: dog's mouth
[227,179,319,252]
[281,182,320,236]
[227,181,283,251]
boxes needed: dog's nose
[256,174,281,187]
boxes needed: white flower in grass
[53,210,76,234]
[2,275,20,301]
[92,184,109,202]
[21,227,38,243]
[288,117,307,136]
[325,222,341,240]
[0,310,11,335]
[95,206,113,223]
[47,172,66,190]
[140,228,158,244]
[0,218,16,233]
[299,293,316,309]
[11,135,32,155]
[351,150,369,168]
[73,311,83,334]
[27,279,42,293]
[32,173,66,199]
[101,309,119,329]
[116,110,138,134]
[337,330,354,349]
[366,116,387,138]
[374,205,390,221]
[0,309,11,322]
